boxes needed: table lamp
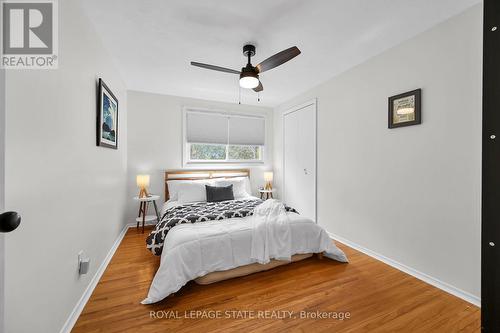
[264,172,273,190]
[136,174,150,198]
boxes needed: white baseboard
[328,232,481,307]
[59,223,135,333]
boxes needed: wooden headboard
[164,169,250,201]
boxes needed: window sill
[184,160,265,167]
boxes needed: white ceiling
[81,0,480,107]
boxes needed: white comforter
[142,199,348,304]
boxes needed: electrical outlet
[78,250,90,275]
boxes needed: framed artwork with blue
[97,78,118,149]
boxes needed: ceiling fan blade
[253,81,263,92]
[190,62,240,74]
[255,46,301,73]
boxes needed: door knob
[0,211,21,233]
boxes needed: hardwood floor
[72,227,480,333]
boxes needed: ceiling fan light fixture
[239,71,259,89]
[191,44,301,94]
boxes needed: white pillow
[214,177,251,199]
[177,182,208,203]
[232,177,252,196]
[167,179,213,201]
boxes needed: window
[184,109,265,164]
[189,144,226,160]
[228,145,261,160]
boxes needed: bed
[142,169,347,304]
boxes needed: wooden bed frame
[163,168,322,285]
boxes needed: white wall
[127,90,273,221]
[274,6,482,298]
[4,1,128,332]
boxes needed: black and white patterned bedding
[146,199,298,256]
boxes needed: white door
[0,67,5,333]
[283,100,316,222]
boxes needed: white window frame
[182,107,266,166]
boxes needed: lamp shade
[264,172,273,182]
[136,174,150,188]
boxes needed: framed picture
[97,78,118,149]
[388,89,421,128]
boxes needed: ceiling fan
[190,44,301,93]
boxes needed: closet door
[283,100,316,222]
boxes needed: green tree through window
[189,144,262,162]
[228,145,260,160]
[190,144,226,160]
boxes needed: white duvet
[142,198,348,304]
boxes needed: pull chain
[257,92,260,102]
[238,86,241,105]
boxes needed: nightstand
[259,189,274,200]
[133,195,160,233]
